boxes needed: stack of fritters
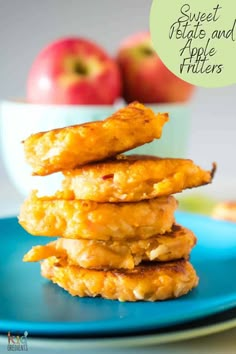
[19,102,215,302]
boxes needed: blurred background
[0,0,235,213]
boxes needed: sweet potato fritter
[23,225,196,269]
[41,258,198,301]
[212,201,236,222]
[19,192,177,240]
[61,155,216,202]
[23,102,168,176]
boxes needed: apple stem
[140,47,155,56]
[74,61,88,76]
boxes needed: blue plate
[0,212,236,337]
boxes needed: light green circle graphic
[150,0,236,87]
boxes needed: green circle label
[150,0,236,87]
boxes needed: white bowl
[0,100,190,198]
[0,100,121,197]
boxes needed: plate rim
[1,315,236,349]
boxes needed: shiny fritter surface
[19,192,177,240]
[212,201,236,222]
[41,258,199,301]
[23,225,196,269]
[61,155,216,202]
[23,102,168,176]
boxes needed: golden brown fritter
[212,201,236,222]
[19,192,177,240]
[23,102,168,176]
[61,155,216,202]
[23,225,196,269]
[41,258,199,301]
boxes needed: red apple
[27,37,122,105]
[117,32,194,103]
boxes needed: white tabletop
[0,168,235,354]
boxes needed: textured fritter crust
[19,192,177,240]
[41,258,199,301]
[23,225,196,269]
[23,102,168,176]
[212,201,236,222]
[61,155,216,202]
